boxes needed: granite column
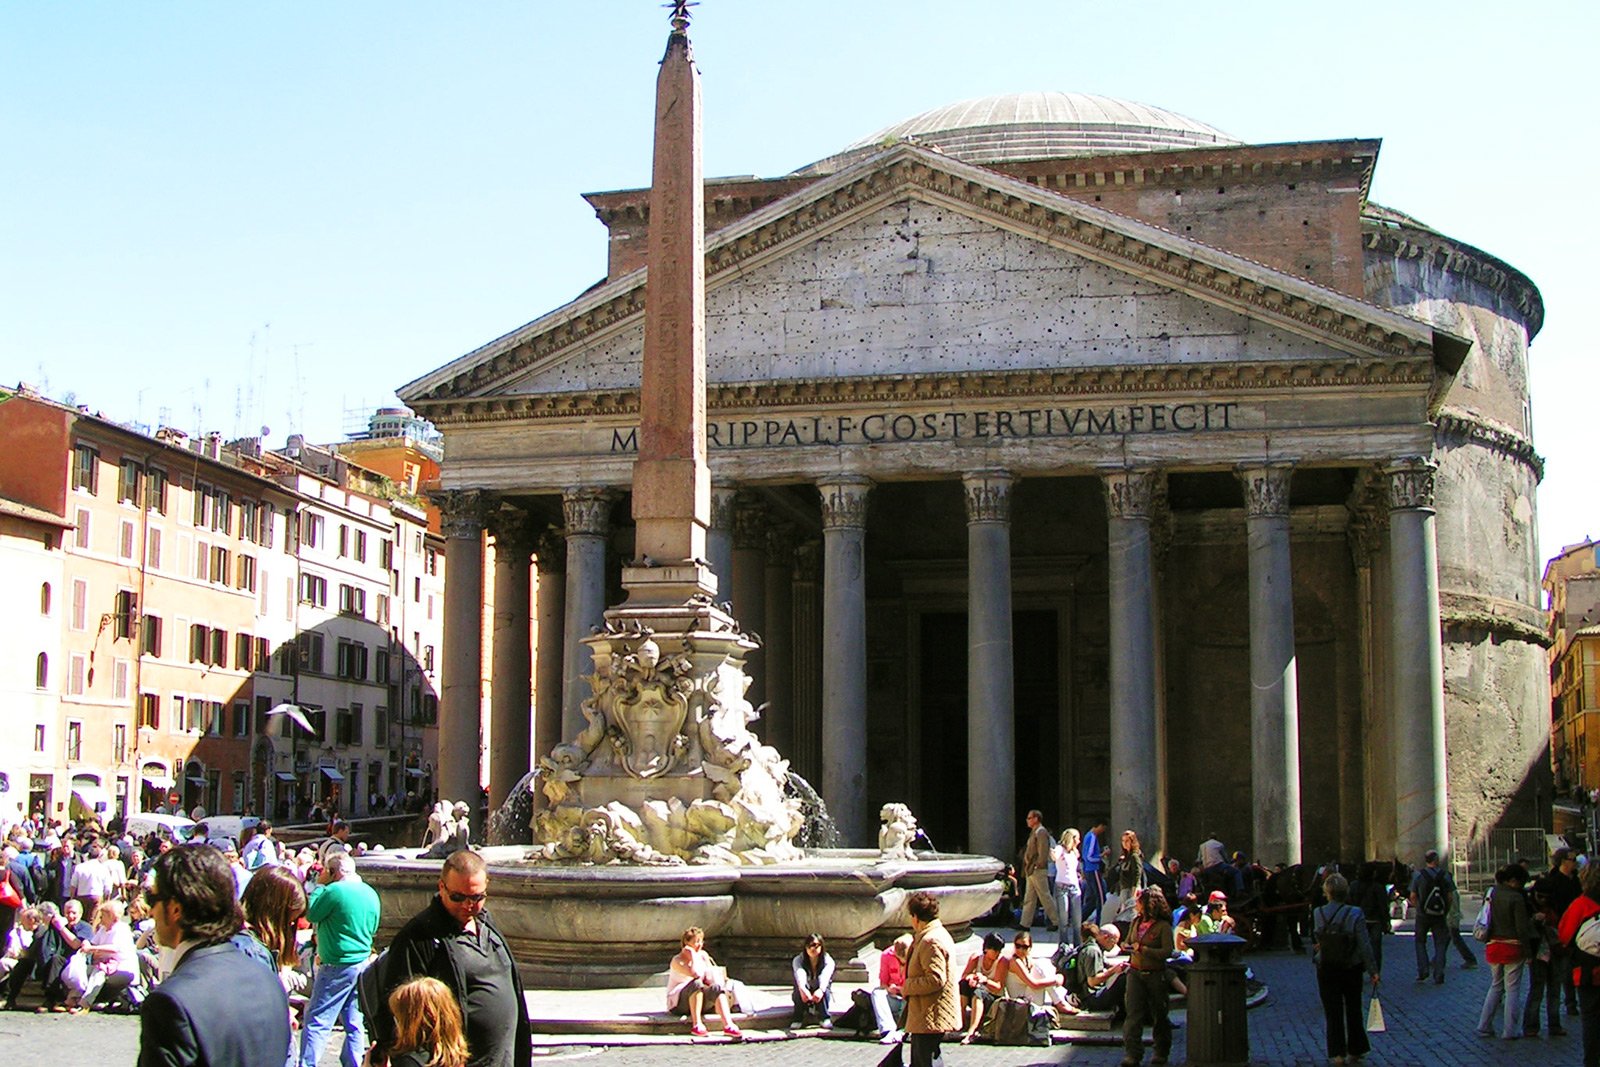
[561,488,614,740]
[1239,465,1302,865]
[964,471,1016,860]
[707,484,736,605]
[532,531,565,775]
[1104,471,1159,845]
[1387,458,1449,860]
[819,477,871,847]
[791,540,824,786]
[731,496,769,715]
[763,523,797,759]
[438,490,491,832]
[487,506,534,810]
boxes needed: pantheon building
[400,93,1548,865]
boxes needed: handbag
[1471,893,1492,943]
[0,870,21,910]
[991,995,1051,1046]
[63,950,90,995]
[1366,993,1385,1032]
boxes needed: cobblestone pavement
[0,935,1575,1065]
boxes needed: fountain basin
[361,846,1003,988]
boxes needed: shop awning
[185,775,207,788]
[142,773,175,790]
[319,766,345,782]
[71,785,112,813]
[273,771,297,782]
[405,767,427,778]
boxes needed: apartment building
[1546,538,1600,797]
[235,435,446,818]
[0,387,447,824]
[0,388,299,821]
[0,496,70,823]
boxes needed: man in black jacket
[1537,847,1582,1018]
[137,845,289,1067]
[369,849,530,1067]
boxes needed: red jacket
[1557,893,1600,987]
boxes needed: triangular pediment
[399,143,1458,414]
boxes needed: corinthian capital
[486,505,535,558]
[1385,457,1437,512]
[732,495,769,550]
[962,470,1013,524]
[793,539,822,582]
[817,477,872,531]
[766,521,798,563]
[1238,464,1293,519]
[561,487,617,537]
[1102,470,1157,521]
[709,484,738,532]
[533,528,566,575]
[434,490,494,541]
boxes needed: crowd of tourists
[1,807,526,1067]
[8,802,1600,1067]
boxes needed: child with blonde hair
[388,977,469,1067]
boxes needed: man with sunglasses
[367,849,530,1067]
[137,845,289,1067]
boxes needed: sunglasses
[443,889,487,904]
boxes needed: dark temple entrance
[915,608,1060,855]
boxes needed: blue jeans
[1083,868,1105,923]
[1477,958,1527,1039]
[1055,882,1083,946]
[297,960,368,1067]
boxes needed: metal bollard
[1185,932,1248,1065]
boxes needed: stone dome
[794,91,1238,175]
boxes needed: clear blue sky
[3,1,1591,565]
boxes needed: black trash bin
[1186,932,1248,1065]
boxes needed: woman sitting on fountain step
[957,932,1007,1044]
[789,933,835,1027]
[867,934,912,1043]
[667,927,742,1038]
[998,929,1077,1024]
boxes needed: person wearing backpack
[1474,864,1536,1040]
[1407,849,1455,984]
[1312,873,1378,1064]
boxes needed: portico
[403,140,1470,863]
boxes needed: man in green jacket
[298,850,381,1067]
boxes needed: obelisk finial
[667,1,695,34]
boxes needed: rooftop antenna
[289,343,312,433]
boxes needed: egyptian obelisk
[623,0,718,609]
[529,3,787,843]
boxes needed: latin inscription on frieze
[609,401,1242,453]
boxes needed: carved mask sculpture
[611,639,688,778]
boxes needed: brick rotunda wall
[1365,222,1550,845]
